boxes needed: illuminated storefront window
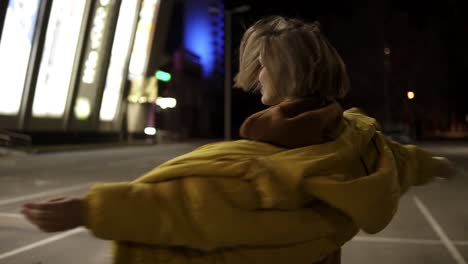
[0,0,40,115]
[73,0,113,120]
[128,0,160,80]
[81,0,111,85]
[32,0,88,118]
[99,0,140,121]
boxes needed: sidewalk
[2,138,467,156]
[0,138,220,155]
[417,141,468,157]
[0,147,27,157]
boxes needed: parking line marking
[414,196,467,264]
[0,213,22,219]
[353,236,442,245]
[0,227,85,261]
[353,236,468,246]
[0,183,91,206]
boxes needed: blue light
[183,0,223,77]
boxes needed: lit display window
[32,0,88,118]
[0,0,41,115]
[99,0,140,121]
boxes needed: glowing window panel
[81,0,112,85]
[128,0,160,80]
[32,0,88,118]
[0,0,41,115]
[99,0,140,121]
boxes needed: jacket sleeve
[383,136,437,193]
[82,177,356,251]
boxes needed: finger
[22,209,44,225]
[22,210,46,227]
[22,212,63,231]
[27,220,68,233]
[47,197,67,202]
[21,208,65,223]
[23,202,51,210]
[21,210,77,233]
[23,200,67,211]
[21,209,37,225]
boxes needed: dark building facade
[226,0,468,140]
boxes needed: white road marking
[0,183,91,206]
[353,236,441,245]
[414,195,467,264]
[0,213,22,219]
[0,227,86,261]
[0,213,466,260]
[353,236,468,246]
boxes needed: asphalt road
[0,141,467,264]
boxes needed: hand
[432,156,457,180]
[21,197,84,232]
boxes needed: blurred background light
[155,70,171,82]
[156,97,176,109]
[144,127,157,135]
[384,47,391,55]
[183,0,216,76]
[74,97,91,120]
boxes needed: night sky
[225,0,468,140]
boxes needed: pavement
[0,147,26,157]
[0,140,467,264]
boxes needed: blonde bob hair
[234,16,350,101]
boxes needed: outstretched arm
[22,177,356,253]
[384,137,456,193]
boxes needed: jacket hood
[240,98,345,148]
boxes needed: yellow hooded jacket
[83,104,437,264]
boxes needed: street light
[407,91,415,100]
[209,4,251,140]
[384,47,391,55]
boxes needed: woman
[22,16,456,264]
